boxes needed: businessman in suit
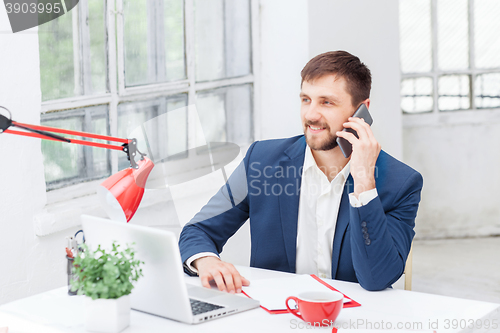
[179,50,423,292]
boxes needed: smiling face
[300,75,357,151]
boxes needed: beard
[303,121,338,151]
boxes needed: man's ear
[362,99,370,109]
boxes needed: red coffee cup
[286,291,343,326]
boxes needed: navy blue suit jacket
[179,135,423,291]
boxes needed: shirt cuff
[349,188,378,207]
[184,252,220,275]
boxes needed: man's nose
[305,102,322,122]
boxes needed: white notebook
[242,274,352,311]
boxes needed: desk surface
[0,266,499,333]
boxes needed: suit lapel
[278,137,306,273]
[331,174,353,279]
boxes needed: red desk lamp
[0,106,154,222]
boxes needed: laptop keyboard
[189,299,225,315]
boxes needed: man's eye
[324,101,332,105]
[302,98,310,103]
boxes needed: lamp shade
[97,157,155,222]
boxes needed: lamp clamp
[122,139,147,169]
[0,108,13,133]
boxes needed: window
[399,0,500,113]
[39,0,255,190]
[41,105,110,187]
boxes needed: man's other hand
[193,256,250,293]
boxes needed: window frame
[400,0,500,115]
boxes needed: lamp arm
[11,120,129,144]
[0,112,146,168]
[10,122,70,142]
[1,113,69,142]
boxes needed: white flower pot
[84,295,130,333]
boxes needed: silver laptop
[81,215,260,324]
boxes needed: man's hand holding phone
[336,105,381,199]
[193,256,250,294]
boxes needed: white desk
[0,266,499,333]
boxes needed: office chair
[404,242,414,291]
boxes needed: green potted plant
[71,241,143,333]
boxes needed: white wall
[307,0,403,159]
[0,8,80,305]
[404,113,500,238]
[257,0,309,140]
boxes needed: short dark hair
[301,51,372,107]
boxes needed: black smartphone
[336,103,373,158]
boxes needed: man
[179,50,423,292]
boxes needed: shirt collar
[303,145,316,172]
[304,145,351,182]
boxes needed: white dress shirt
[295,146,350,279]
[185,145,378,275]
[295,146,377,279]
